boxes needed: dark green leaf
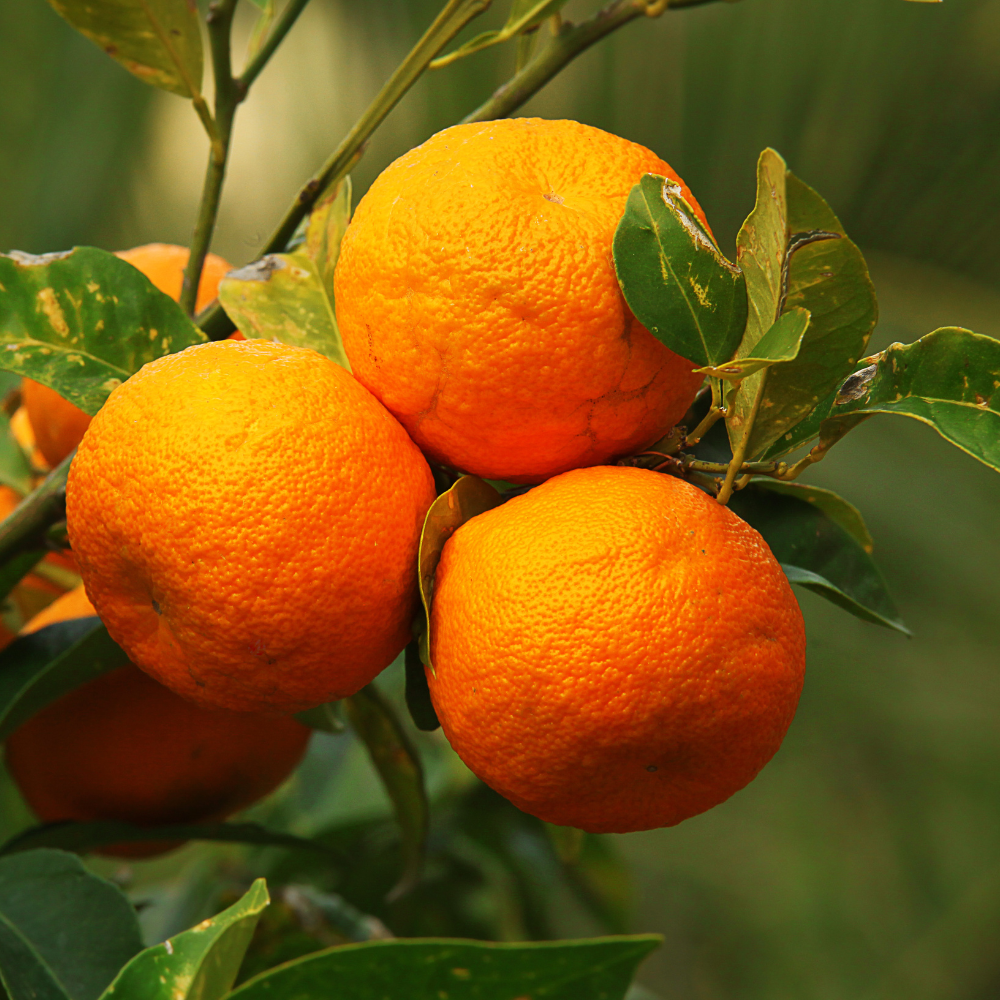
[0,248,206,415]
[818,327,1000,472]
[46,0,203,98]
[417,476,503,673]
[730,150,877,460]
[0,821,346,863]
[344,684,428,902]
[228,935,662,1000]
[100,880,269,1000]
[0,849,142,1000]
[696,306,810,380]
[728,479,908,633]
[218,179,351,368]
[614,174,747,368]
[0,619,129,743]
[404,640,440,731]
[0,413,32,496]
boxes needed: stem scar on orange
[334,117,708,485]
[5,586,311,858]
[426,466,806,833]
[65,339,437,714]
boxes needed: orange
[66,339,436,713]
[427,466,806,833]
[22,243,234,467]
[5,586,312,858]
[334,117,708,484]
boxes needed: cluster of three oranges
[14,119,805,842]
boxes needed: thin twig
[239,0,314,95]
[717,374,768,504]
[180,0,240,317]
[0,452,73,568]
[462,0,729,125]
[262,0,493,257]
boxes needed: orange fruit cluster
[8,118,805,844]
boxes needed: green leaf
[0,820,346,863]
[218,178,351,368]
[0,248,206,416]
[0,413,32,497]
[100,880,269,1000]
[728,479,908,633]
[404,640,440,732]
[614,174,747,368]
[344,684,429,902]
[417,476,503,674]
[0,619,130,743]
[0,849,143,1000]
[695,306,810,380]
[430,0,570,68]
[46,0,203,98]
[228,935,662,1000]
[817,328,1000,472]
[730,150,877,460]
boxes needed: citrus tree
[0,0,984,998]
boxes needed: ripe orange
[5,586,312,858]
[66,339,436,713]
[22,243,234,468]
[334,117,708,484]
[427,466,806,833]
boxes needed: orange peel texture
[428,466,806,833]
[335,117,708,484]
[66,339,436,713]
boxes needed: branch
[239,0,314,96]
[179,0,241,317]
[463,0,731,125]
[0,452,73,570]
[263,0,493,256]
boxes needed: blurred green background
[3,0,1000,996]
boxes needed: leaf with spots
[728,479,908,633]
[228,934,662,1000]
[0,248,206,416]
[613,173,748,368]
[0,848,143,1000]
[99,879,269,1000]
[730,149,877,461]
[815,328,1000,473]
[45,0,203,98]
[217,178,351,368]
